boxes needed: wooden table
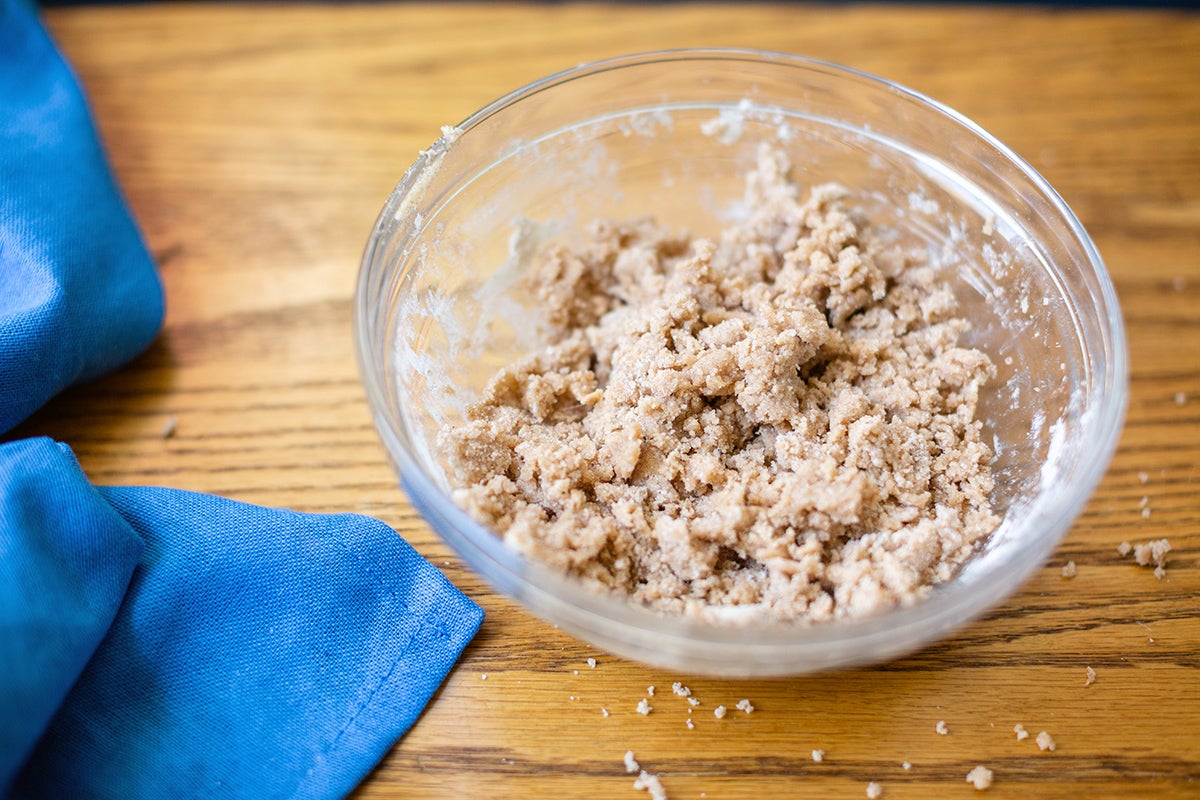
[26,4,1199,798]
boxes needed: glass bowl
[354,49,1127,677]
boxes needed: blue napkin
[1,0,164,435]
[0,1,484,796]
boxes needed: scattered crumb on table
[687,697,700,707]
[1013,724,1029,741]
[811,749,825,763]
[866,781,883,799]
[966,765,994,790]
[1061,560,1077,578]
[901,762,911,771]
[936,720,948,735]
[588,658,597,668]
[736,699,755,714]
[480,673,487,681]
[633,770,668,800]
[161,415,178,439]
[624,750,640,773]
[714,705,727,719]
[1175,391,1188,406]
[1117,541,1132,556]
[672,682,692,697]
[1137,471,1149,484]
[602,708,610,718]
[1036,731,1056,752]
[1085,666,1096,686]
[1132,538,1171,579]
[637,698,653,716]
[686,718,695,730]
[647,686,655,697]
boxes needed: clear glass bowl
[354,50,1127,676]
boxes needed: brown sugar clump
[443,145,999,623]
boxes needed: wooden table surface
[25,3,1199,798]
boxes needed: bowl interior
[357,51,1125,675]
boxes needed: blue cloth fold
[0,1,484,796]
[3,438,483,799]
[1,0,163,434]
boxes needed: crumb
[966,765,994,790]
[687,697,701,707]
[901,762,911,771]
[624,750,640,773]
[1013,723,1029,741]
[647,686,655,697]
[982,214,995,236]
[672,682,691,697]
[573,670,579,675]
[1137,471,1149,484]
[1117,541,1132,556]
[714,705,727,719]
[736,699,755,714]
[588,657,597,668]
[480,673,487,681]
[442,146,1000,624]
[1085,666,1096,686]
[1036,731,1056,752]
[160,415,178,439]
[1139,496,1150,509]
[637,698,653,716]
[1129,538,1171,579]
[812,749,825,763]
[1175,392,1188,406]
[634,770,668,800]
[866,781,883,799]
[936,720,948,735]
[601,708,610,718]
[1061,560,1077,578]
[1141,507,1151,519]
[686,718,695,730]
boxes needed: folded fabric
[2,438,485,799]
[1,2,485,797]
[1,0,164,435]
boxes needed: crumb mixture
[633,770,668,800]
[966,765,994,790]
[443,145,998,622]
[1036,731,1056,752]
[1013,724,1029,741]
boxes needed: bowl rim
[355,48,1129,672]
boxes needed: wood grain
[23,4,1200,798]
